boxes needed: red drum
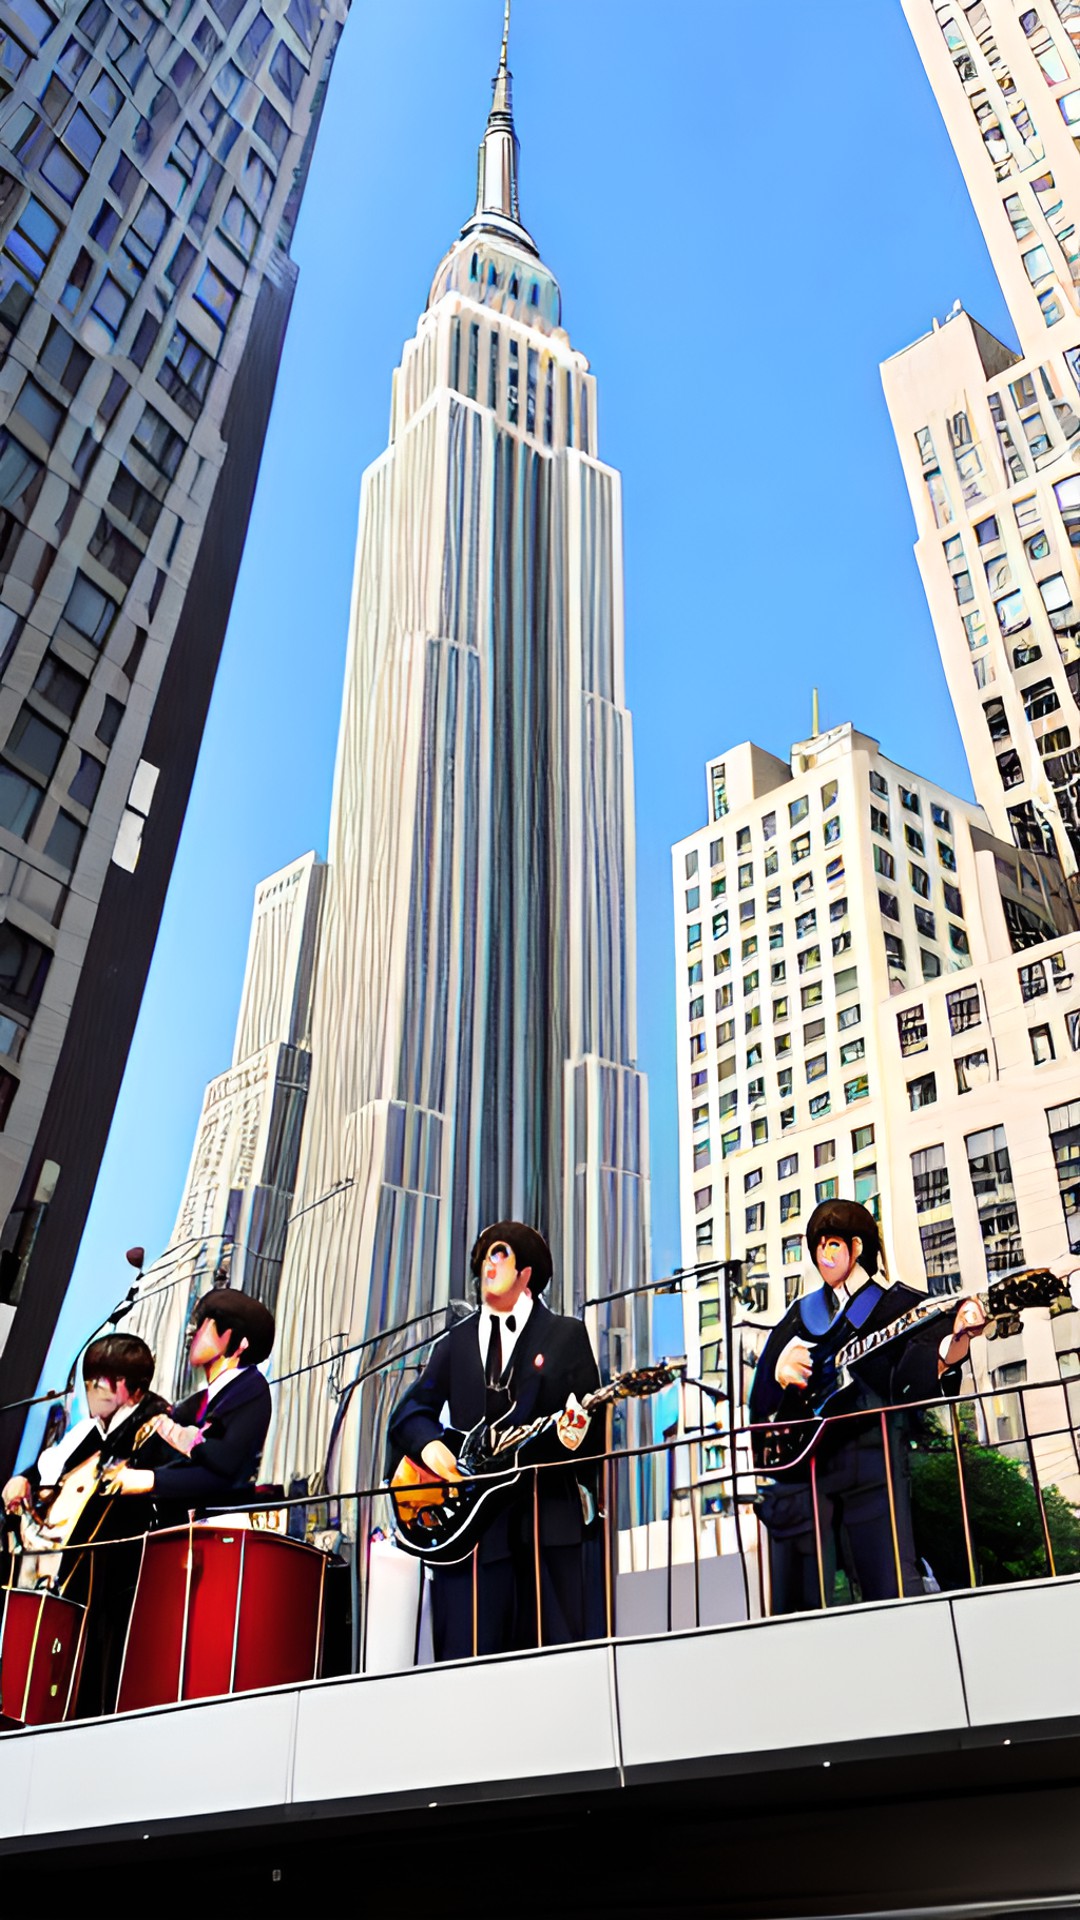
[116,1524,326,1713]
[0,1587,85,1726]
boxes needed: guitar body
[390,1423,527,1566]
[20,1451,105,1554]
[389,1363,682,1566]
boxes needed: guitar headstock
[592,1358,686,1405]
[986,1267,1071,1325]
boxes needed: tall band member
[387,1222,602,1660]
[2,1334,168,1716]
[749,1199,986,1614]
[109,1288,276,1514]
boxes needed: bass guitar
[390,1360,683,1565]
[753,1267,1070,1475]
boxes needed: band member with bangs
[2,1333,168,1716]
[749,1198,986,1615]
[109,1287,276,1515]
[387,1220,602,1660]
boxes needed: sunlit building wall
[672,724,1080,1472]
[0,0,349,1463]
[886,0,1080,881]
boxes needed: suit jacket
[386,1299,602,1561]
[147,1367,272,1509]
[749,1277,963,1466]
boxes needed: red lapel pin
[534,1353,544,1368]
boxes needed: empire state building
[262,20,651,1484]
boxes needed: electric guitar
[390,1360,683,1565]
[752,1268,1070,1475]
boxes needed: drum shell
[0,1588,84,1725]
[117,1524,326,1713]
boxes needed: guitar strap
[801,1279,886,1340]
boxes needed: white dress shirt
[36,1400,142,1484]
[476,1288,534,1375]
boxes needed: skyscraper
[884,0,1080,877]
[266,20,650,1486]
[0,0,349,1460]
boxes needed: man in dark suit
[2,1332,169,1715]
[749,1199,986,1614]
[387,1221,602,1660]
[109,1288,275,1514]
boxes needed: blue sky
[36,0,1020,1396]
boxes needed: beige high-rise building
[885,0,1080,880]
[672,725,1080,1497]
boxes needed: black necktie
[826,1288,841,1322]
[484,1313,517,1386]
[485,1314,502,1387]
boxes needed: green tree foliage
[910,1408,1080,1590]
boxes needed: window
[1020,960,1047,1000]
[712,911,728,940]
[687,922,701,950]
[57,573,116,652]
[967,1125,1024,1274]
[840,1037,865,1067]
[794,909,816,940]
[721,1128,740,1159]
[0,194,59,330]
[751,1118,769,1146]
[879,890,900,922]
[739,900,755,925]
[158,324,215,419]
[788,796,808,825]
[908,1073,937,1111]
[771,961,786,984]
[943,883,963,917]
[791,832,810,864]
[798,945,821,974]
[884,934,906,972]
[782,1236,801,1267]
[685,886,700,912]
[870,805,890,839]
[912,1144,950,1215]
[689,962,703,987]
[955,1049,990,1094]
[744,1168,762,1192]
[874,846,896,880]
[829,897,847,925]
[715,983,732,1008]
[800,982,823,1010]
[805,1052,827,1083]
[745,1202,765,1234]
[1047,1100,1080,1253]
[769,924,783,950]
[6,709,63,780]
[835,966,858,997]
[823,815,841,847]
[815,1177,838,1203]
[947,983,981,1034]
[714,950,730,975]
[851,1125,874,1156]
[688,995,704,1022]
[905,826,925,855]
[821,780,838,811]
[837,1004,861,1032]
[712,878,726,900]
[716,1019,733,1046]
[709,838,722,866]
[777,1153,798,1180]
[1031,1023,1056,1064]
[914,906,937,940]
[792,874,813,902]
[897,1005,927,1056]
[844,1075,869,1105]
[738,862,753,890]
[949,925,970,958]
[684,849,699,879]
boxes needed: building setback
[0,0,350,1468]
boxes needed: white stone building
[672,724,1080,1492]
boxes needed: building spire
[461,0,537,254]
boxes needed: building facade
[884,0,1080,880]
[0,0,349,1463]
[672,724,1080,1489]
[126,850,323,1402]
[264,32,650,1490]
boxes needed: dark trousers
[760,1431,923,1616]
[430,1507,599,1661]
